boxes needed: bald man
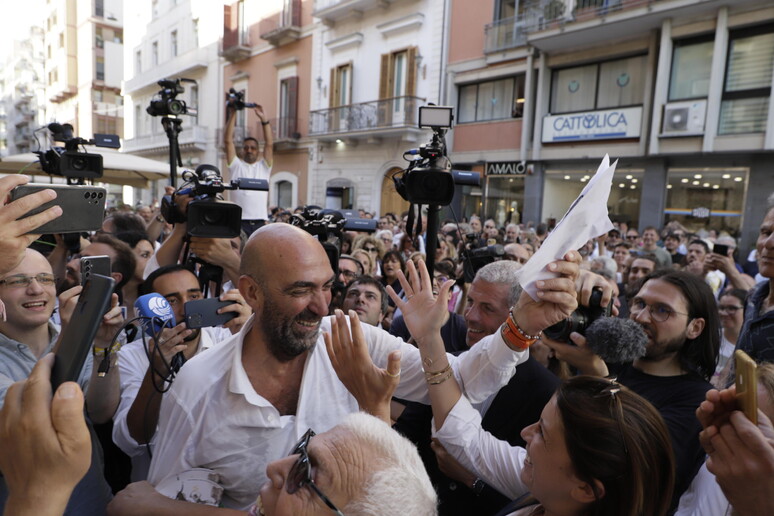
[143,224,569,511]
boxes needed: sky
[0,1,45,63]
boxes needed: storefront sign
[486,162,526,175]
[691,207,711,219]
[542,107,642,142]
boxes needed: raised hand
[324,309,401,424]
[387,259,454,344]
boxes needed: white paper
[516,154,617,300]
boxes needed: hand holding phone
[735,350,758,425]
[10,183,106,234]
[184,298,237,329]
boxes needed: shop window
[665,168,747,233]
[276,180,292,209]
[719,25,774,135]
[550,55,646,114]
[669,39,713,100]
[458,76,525,123]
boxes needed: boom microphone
[584,317,648,364]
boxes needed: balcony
[124,48,208,95]
[123,124,209,154]
[520,0,763,52]
[261,0,302,46]
[314,0,396,25]
[485,15,528,53]
[309,96,425,142]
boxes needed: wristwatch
[261,120,270,126]
[472,477,485,496]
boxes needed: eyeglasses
[0,273,56,289]
[340,270,358,280]
[630,298,689,323]
[363,246,378,253]
[626,235,639,240]
[718,305,743,314]
[286,429,344,516]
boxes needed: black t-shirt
[617,365,712,508]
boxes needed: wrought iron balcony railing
[309,96,425,136]
[485,15,528,53]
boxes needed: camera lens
[84,192,90,199]
[169,99,185,115]
[71,157,87,171]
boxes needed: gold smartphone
[734,350,758,425]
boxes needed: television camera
[225,88,258,111]
[36,123,120,184]
[147,78,197,117]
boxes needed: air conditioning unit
[661,100,707,137]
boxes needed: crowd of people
[0,164,773,516]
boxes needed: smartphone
[712,244,729,257]
[184,298,237,329]
[51,273,115,390]
[10,183,107,234]
[734,350,758,425]
[81,255,111,286]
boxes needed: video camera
[543,288,612,342]
[37,123,120,182]
[147,78,196,117]
[225,88,258,111]
[393,106,480,206]
[160,164,268,238]
[291,206,377,293]
[461,237,504,283]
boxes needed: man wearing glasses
[0,248,123,514]
[547,269,718,509]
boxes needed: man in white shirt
[141,223,538,511]
[112,265,249,481]
[224,103,273,237]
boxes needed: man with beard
[142,223,581,510]
[546,269,718,509]
[112,265,251,481]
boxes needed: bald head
[241,224,332,281]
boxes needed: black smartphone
[81,255,111,286]
[713,244,729,257]
[51,273,115,390]
[184,298,237,329]
[10,183,107,234]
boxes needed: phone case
[11,184,107,234]
[734,350,758,425]
[184,298,237,329]
[81,255,111,286]
[51,274,115,390]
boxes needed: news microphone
[134,293,186,373]
[584,317,648,364]
[134,293,176,337]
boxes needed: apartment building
[448,0,774,253]
[122,0,222,187]
[306,0,448,215]
[219,0,313,210]
[45,0,124,140]
[0,27,47,157]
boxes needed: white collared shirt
[147,314,527,509]
[112,326,231,481]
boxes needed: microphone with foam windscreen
[134,293,186,373]
[583,317,648,364]
[134,293,176,336]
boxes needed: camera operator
[224,101,273,237]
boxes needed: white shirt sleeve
[433,395,529,500]
[360,321,528,404]
[112,340,159,457]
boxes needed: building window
[189,84,198,123]
[550,55,647,114]
[59,32,64,48]
[152,0,159,18]
[330,63,352,107]
[170,30,178,57]
[238,0,247,45]
[95,27,104,48]
[95,0,104,17]
[276,180,292,208]
[279,76,298,139]
[719,25,774,135]
[193,19,199,47]
[96,56,105,81]
[669,39,713,101]
[135,50,141,73]
[458,76,525,123]
[152,41,158,66]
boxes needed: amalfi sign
[542,107,643,142]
